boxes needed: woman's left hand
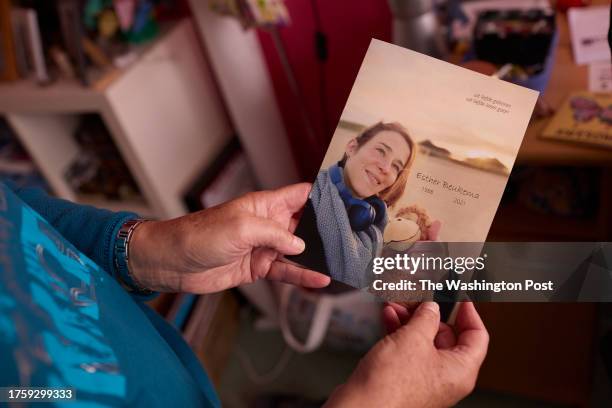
[127,183,331,293]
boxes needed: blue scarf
[309,168,387,288]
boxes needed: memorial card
[288,39,539,294]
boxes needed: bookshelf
[1,17,241,384]
[0,19,232,219]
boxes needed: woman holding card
[291,122,440,288]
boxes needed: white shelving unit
[188,0,299,189]
[0,19,232,219]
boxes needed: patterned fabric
[0,183,219,407]
[6,182,136,286]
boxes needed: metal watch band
[114,218,153,295]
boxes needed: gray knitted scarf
[310,168,387,288]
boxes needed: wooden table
[477,6,609,407]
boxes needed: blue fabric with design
[0,183,219,407]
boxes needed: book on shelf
[57,0,88,85]
[10,7,30,77]
[541,92,612,149]
[3,5,50,84]
[22,7,49,84]
[0,0,19,81]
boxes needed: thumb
[239,216,306,255]
[272,183,312,213]
[404,302,441,341]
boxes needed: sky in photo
[340,40,539,169]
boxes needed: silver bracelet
[114,219,153,295]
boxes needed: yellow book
[541,92,612,149]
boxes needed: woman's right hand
[325,302,489,408]
[128,183,331,293]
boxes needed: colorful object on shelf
[85,0,158,43]
[473,8,556,72]
[113,0,136,31]
[569,95,612,126]
[245,0,290,26]
[84,0,109,29]
[126,0,158,43]
[570,96,604,122]
[209,0,290,29]
[98,9,120,38]
[542,92,612,149]
[464,6,558,94]
[209,0,241,18]
[132,0,153,33]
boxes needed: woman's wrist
[126,219,169,292]
[113,219,154,294]
[325,382,379,408]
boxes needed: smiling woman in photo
[290,122,419,287]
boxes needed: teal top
[0,182,219,407]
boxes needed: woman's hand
[127,183,331,293]
[325,302,489,408]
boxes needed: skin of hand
[127,183,331,293]
[325,302,489,408]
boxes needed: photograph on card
[287,39,538,290]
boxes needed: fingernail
[422,301,439,314]
[293,236,305,252]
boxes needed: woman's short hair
[340,121,416,207]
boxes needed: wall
[255,0,392,179]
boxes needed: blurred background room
[0,0,610,407]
